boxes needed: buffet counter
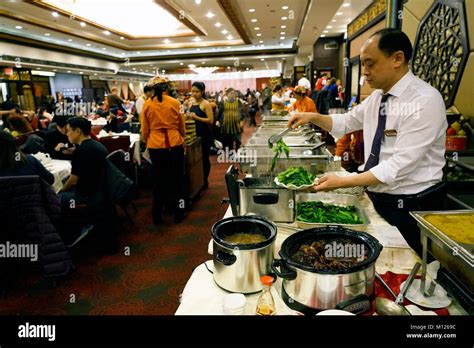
[176,193,468,315]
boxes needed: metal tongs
[268,127,293,148]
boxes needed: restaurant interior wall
[53,73,84,101]
[312,36,344,82]
[402,0,474,119]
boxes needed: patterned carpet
[0,123,258,315]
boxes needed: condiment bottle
[256,275,275,315]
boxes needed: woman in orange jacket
[141,75,186,224]
[288,86,317,113]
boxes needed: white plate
[316,309,355,316]
[403,279,452,309]
[274,176,316,190]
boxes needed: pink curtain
[121,82,129,100]
[186,78,257,93]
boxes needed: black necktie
[364,93,390,171]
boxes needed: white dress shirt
[330,70,447,194]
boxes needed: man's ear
[393,51,405,68]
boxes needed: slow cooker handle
[271,259,297,280]
[215,251,237,266]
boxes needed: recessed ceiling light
[120,36,124,40]
[260,58,265,61]
[254,27,260,30]
[336,12,343,15]
[201,61,205,64]
[136,51,141,54]
[102,47,107,50]
[248,8,255,13]
[163,39,171,43]
[343,3,350,7]
[281,25,286,29]
[227,46,231,49]
[227,35,233,40]
[196,48,201,51]
[280,43,284,46]
[121,52,125,55]
[221,29,228,34]
[86,43,91,46]
[251,19,257,23]
[323,30,329,33]
[80,22,86,27]
[180,63,184,65]
[67,70,71,73]
[94,73,97,76]
[281,17,288,21]
[320,34,326,37]
[215,22,221,27]
[280,32,286,35]
[206,12,215,18]
[332,19,337,22]
[52,11,59,17]
[195,0,201,4]
[15,26,22,29]
[37,67,41,70]
[259,40,264,43]
[280,36,285,40]
[193,37,202,42]
[327,26,333,29]
[260,44,265,47]
[53,69,57,72]
[104,30,111,35]
[188,64,196,68]
[44,33,50,36]
[246,67,249,71]
[79,72,83,74]
[167,50,171,52]
[282,6,289,10]
[256,33,261,37]
[68,39,73,42]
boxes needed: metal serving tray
[410,210,474,292]
[294,192,370,231]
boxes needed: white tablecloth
[49,159,71,193]
[97,132,142,164]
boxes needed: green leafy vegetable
[277,167,315,186]
[296,201,363,224]
[270,139,290,172]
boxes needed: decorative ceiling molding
[25,0,200,40]
[217,0,252,45]
[155,0,206,37]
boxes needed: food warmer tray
[294,192,370,231]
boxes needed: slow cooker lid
[279,226,382,274]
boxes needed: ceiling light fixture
[343,3,350,7]
[281,25,286,29]
[221,29,228,34]
[280,31,285,35]
[281,16,288,21]
[94,73,97,76]
[79,72,83,74]
[254,27,260,30]
[103,30,111,35]
[336,12,343,15]
[120,36,124,40]
[102,47,107,50]
[282,6,289,10]
[86,43,91,46]
[67,70,71,73]
[80,22,86,27]
[260,58,265,61]
[249,9,256,13]
[227,35,233,40]
[332,19,336,22]
[195,0,201,4]
[136,51,141,54]
[163,39,171,43]
[193,37,202,42]
[68,39,73,41]
[15,26,22,29]
[180,63,184,65]
[206,12,215,18]
[323,30,328,33]
[327,26,333,29]
[215,22,222,27]
[52,11,59,17]
[320,34,326,37]
[280,36,285,40]
[44,33,51,36]
[251,19,257,23]
[259,40,264,43]
[256,33,261,37]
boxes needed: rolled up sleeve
[329,97,369,139]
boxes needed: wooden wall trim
[217,0,252,45]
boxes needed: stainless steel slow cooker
[272,226,383,314]
[212,216,277,293]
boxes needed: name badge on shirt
[384,129,397,137]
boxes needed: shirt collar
[379,70,414,98]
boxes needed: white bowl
[222,293,246,315]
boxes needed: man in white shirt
[297,74,311,90]
[289,29,447,256]
[136,85,153,115]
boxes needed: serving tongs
[268,127,293,148]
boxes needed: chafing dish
[410,210,473,289]
[246,135,319,147]
[295,192,370,231]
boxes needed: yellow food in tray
[424,213,474,245]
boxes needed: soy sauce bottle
[256,275,275,315]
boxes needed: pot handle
[253,193,279,205]
[215,251,237,266]
[271,259,297,280]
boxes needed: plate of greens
[274,167,317,190]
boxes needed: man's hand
[313,174,349,192]
[55,143,65,152]
[288,112,316,129]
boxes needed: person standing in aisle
[261,84,272,114]
[141,76,186,224]
[136,85,153,116]
[216,88,244,151]
[271,85,286,111]
[297,73,311,91]
[288,29,447,257]
[188,81,214,190]
[247,93,258,127]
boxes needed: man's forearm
[347,171,383,187]
[308,113,333,132]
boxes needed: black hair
[67,116,91,135]
[226,88,235,95]
[371,28,412,64]
[273,85,283,93]
[0,130,25,170]
[54,116,69,128]
[144,86,152,93]
[192,82,206,99]
[152,83,168,103]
